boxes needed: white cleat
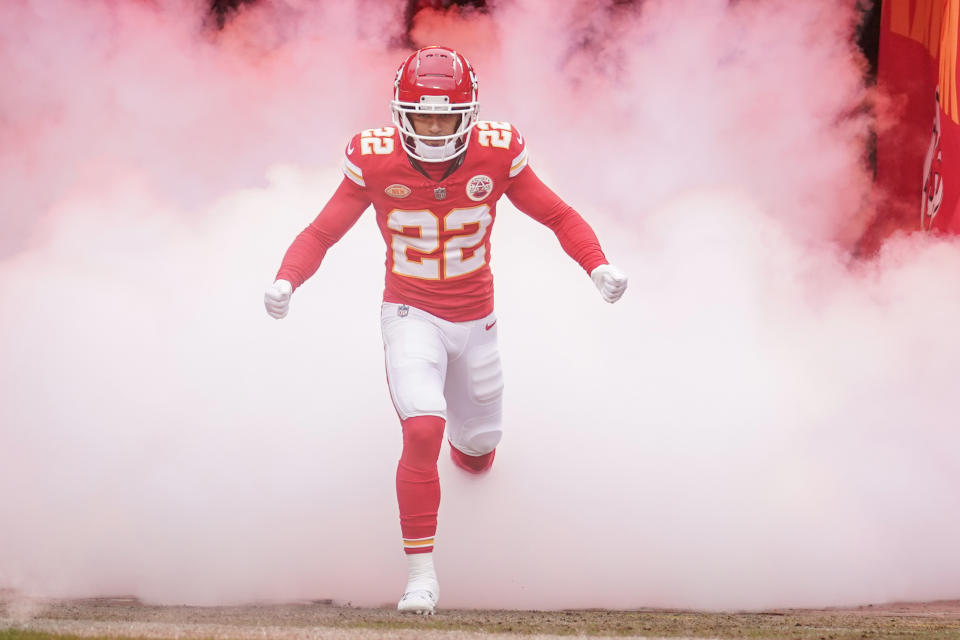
[397,587,438,615]
[399,551,439,614]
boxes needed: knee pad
[451,422,502,456]
[466,343,503,405]
[464,427,502,455]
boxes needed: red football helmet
[390,46,479,163]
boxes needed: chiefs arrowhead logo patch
[466,175,493,202]
[385,184,412,199]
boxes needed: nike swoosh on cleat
[347,144,355,154]
[485,321,496,330]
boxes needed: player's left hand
[590,264,628,304]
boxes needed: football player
[264,45,627,614]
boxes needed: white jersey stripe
[343,155,365,187]
[509,148,528,178]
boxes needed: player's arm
[275,177,370,288]
[505,165,628,303]
[265,171,371,319]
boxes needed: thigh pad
[466,342,504,405]
[383,315,447,419]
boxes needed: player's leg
[395,414,443,613]
[381,303,450,613]
[396,415,444,553]
[444,311,504,473]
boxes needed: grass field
[3,597,960,639]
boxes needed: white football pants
[380,302,504,456]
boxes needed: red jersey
[276,121,608,321]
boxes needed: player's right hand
[590,264,628,304]
[264,279,293,319]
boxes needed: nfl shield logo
[434,186,447,200]
[398,305,409,317]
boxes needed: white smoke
[1,0,958,610]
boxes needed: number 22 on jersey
[360,127,395,155]
[476,121,512,149]
[387,205,492,280]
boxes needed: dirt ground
[2,595,960,639]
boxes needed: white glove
[590,264,628,304]
[264,279,293,319]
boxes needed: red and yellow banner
[864,0,960,251]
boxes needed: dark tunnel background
[209,0,882,82]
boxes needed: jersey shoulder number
[342,126,399,187]
[474,121,527,177]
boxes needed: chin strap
[413,137,459,162]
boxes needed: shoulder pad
[342,126,400,187]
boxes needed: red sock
[396,415,445,555]
[450,445,496,473]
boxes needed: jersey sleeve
[506,124,529,178]
[342,132,367,188]
[505,162,608,274]
[275,174,371,289]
